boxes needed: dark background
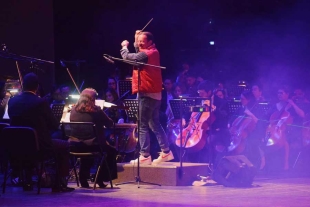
[1,0,310,94]
[0,0,54,94]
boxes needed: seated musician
[44,84,70,105]
[197,81,230,165]
[267,86,305,170]
[103,88,126,123]
[212,89,230,151]
[185,71,199,97]
[251,83,266,102]
[228,91,258,155]
[69,88,117,188]
[8,73,74,192]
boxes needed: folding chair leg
[37,162,44,194]
[104,158,113,189]
[68,157,80,187]
[93,155,114,190]
[93,157,104,190]
[2,161,8,193]
[73,165,79,187]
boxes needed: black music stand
[227,85,248,99]
[118,80,132,98]
[227,100,242,117]
[169,99,195,120]
[104,54,165,188]
[123,99,138,122]
[51,103,65,123]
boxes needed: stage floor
[1,175,310,207]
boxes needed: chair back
[61,122,97,142]
[1,127,40,161]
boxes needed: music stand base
[115,176,161,188]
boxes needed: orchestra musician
[8,73,74,192]
[198,82,230,165]
[228,91,258,155]
[102,88,126,123]
[69,88,117,188]
[266,86,306,170]
[252,83,266,102]
[211,89,230,161]
[120,30,174,165]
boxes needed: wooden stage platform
[115,162,209,186]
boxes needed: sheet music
[95,100,105,109]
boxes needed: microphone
[60,60,66,67]
[103,54,114,64]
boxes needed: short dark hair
[23,73,39,91]
[142,31,154,43]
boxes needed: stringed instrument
[302,113,310,147]
[265,102,293,147]
[228,110,257,154]
[175,99,213,152]
[175,111,209,152]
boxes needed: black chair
[61,122,113,189]
[1,127,46,194]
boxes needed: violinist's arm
[288,99,305,118]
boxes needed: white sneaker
[152,151,174,165]
[130,155,152,165]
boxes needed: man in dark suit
[8,73,74,192]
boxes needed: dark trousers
[139,96,170,156]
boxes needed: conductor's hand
[121,40,129,47]
[135,30,142,42]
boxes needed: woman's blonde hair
[75,88,100,112]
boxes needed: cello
[265,102,293,148]
[302,113,310,147]
[228,108,257,154]
[175,99,213,152]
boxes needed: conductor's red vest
[132,44,162,94]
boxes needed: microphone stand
[105,54,164,188]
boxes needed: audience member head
[23,73,39,92]
[75,88,99,112]
[186,71,196,88]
